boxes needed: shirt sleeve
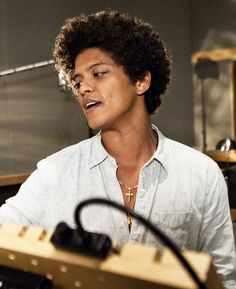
[0,168,46,226]
[197,161,236,289]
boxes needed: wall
[0,0,193,175]
[190,0,236,150]
[191,0,236,52]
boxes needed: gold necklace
[118,180,138,202]
[118,180,138,232]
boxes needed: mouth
[83,101,102,111]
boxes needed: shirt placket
[129,161,160,243]
[102,157,130,244]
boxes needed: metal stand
[194,60,219,152]
[0,60,54,78]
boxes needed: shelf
[0,173,30,187]
[206,150,236,163]
[192,48,236,63]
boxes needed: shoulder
[165,136,218,169]
[37,136,96,171]
[160,135,227,205]
[158,132,222,186]
[153,125,217,171]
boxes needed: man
[0,10,235,288]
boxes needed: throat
[102,129,158,167]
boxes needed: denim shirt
[0,125,235,288]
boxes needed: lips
[83,100,102,111]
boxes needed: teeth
[85,101,99,109]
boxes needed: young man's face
[73,48,143,131]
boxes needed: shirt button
[119,224,124,229]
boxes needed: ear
[136,71,151,95]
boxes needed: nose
[78,79,94,97]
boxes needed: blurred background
[0,0,236,180]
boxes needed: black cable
[74,198,208,289]
[0,265,52,289]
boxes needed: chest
[42,159,202,247]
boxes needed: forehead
[73,47,131,84]
[74,48,115,70]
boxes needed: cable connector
[50,222,112,258]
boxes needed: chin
[87,120,102,130]
[87,117,114,131]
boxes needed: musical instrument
[0,223,224,289]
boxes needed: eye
[94,71,107,77]
[73,82,81,90]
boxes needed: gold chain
[118,180,138,202]
[118,180,138,232]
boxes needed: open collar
[89,125,169,172]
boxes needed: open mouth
[84,101,102,111]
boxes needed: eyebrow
[73,61,109,80]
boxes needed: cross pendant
[126,188,133,202]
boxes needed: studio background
[1,0,236,176]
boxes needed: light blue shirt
[0,126,235,288]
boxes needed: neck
[101,118,157,169]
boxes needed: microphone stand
[0,60,54,77]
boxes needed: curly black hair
[53,10,171,114]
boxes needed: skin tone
[73,48,157,210]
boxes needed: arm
[197,162,236,289]
[0,168,47,227]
